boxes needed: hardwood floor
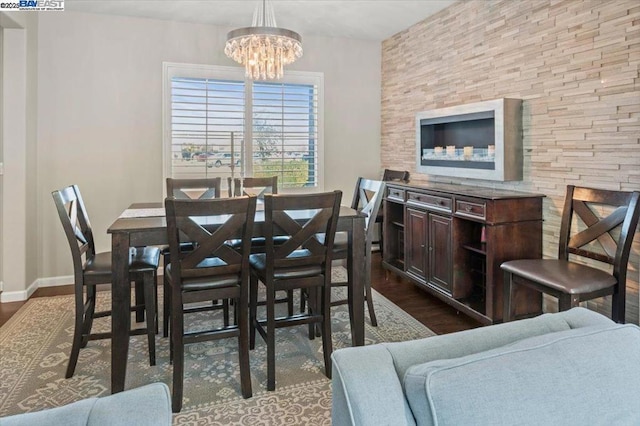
[1,254,479,334]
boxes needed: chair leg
[502,271,514,323]
[66,289,86,379]
[558,294,580,312]
[134,280,145,323]
[249,274,258,350]
[364,247,377,327]
[171,292,184,413]
[80,286,97,348]
[143,273,156,366]
[364,282,377,327]
[237,288,252,399]
[223,300,230,328]
[163,274,170,338]
[266,283,276,391]
[307,287,317,340]
[611,289,626,324]
[154,271,159,334]
[321,283,333,379]
[287,290,294,316]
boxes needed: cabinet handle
[465,205,472,212]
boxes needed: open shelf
[463,242,486,255]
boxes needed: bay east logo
[20,0,63,7]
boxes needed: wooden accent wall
[381,0,640,323]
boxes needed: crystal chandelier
[224,0,303,80]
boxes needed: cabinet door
[405,207,427,279]
[428,213,453,294]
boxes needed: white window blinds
[166,65,321,190]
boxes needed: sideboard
[382,182,545,324]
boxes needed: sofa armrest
[331,345,416,426]
[1,383,172,426]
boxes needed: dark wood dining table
[107,201,367,393]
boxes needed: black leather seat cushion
[249,249,322,280]
[84,247,160,278]
[165,258,241,291]
[501,259,617,294]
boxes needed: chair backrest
[166,178,222,200]
[263,191,342,274]
[228,176,278,198]
[51,185,96,283]
[559,185,640,285]
[382,169,410,183]
[350,178,385,240]
[165,196,257,284]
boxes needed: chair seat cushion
[404,324,640,426]
[85,247,160,278]
[501,259,617,294]
[165,259,240,291]
[249,250,323,280]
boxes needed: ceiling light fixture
[224,0,303,80]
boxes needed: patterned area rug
[0,268,435,424]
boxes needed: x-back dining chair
[249,191,342,391]
[502,185,640,323]
[165,195,257,412]
[163,177,224,337]
[228,176,278,198]
[52,185,160,378]
[167,177,222,200]
[302,178,385,327]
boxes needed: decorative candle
[463,146,474,160]
[446,145,456,156]
[488,145,495,158]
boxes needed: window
[163,63,323,194]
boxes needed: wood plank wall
[381,0,640,323]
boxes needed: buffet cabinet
[382,182,544,324]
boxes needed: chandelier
[224,0,303,80]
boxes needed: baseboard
[0,275,72,303]
[37,275,74,288]
[0,280,38,303]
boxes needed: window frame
[162,62,324,196]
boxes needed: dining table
[107,201,367,394]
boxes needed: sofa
[1,383,171,426]
[331,308,640,426]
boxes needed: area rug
[0,269,435,424]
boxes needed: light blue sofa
[1,383,171,426]
[332,308,640,426]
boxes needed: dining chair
[502,185,640,323]
[52,185,161,378]
[163,177,223,337]
[377,169,410,256]
[227,175,293,314]
[164,195,257,412]
[302,178,385,327]
[167,177,222,200]
[249,191,342,391]
[228,175,278,198]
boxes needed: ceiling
[64,0,457,41]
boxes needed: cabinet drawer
[456,200,486,219]
[387,187,405,202]
[407,191,452,212]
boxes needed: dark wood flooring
[0,253,480,334]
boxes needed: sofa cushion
[384,307,614,384]
[404,324,640,426]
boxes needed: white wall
[36,12,381,281]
